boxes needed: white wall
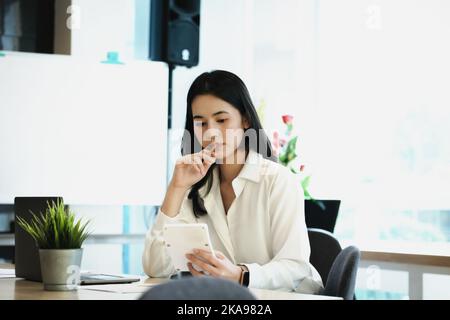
[70,0,136,60]
[0,54,168,205]
[0,0,165,274]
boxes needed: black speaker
[149,0,201,67]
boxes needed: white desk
[0,264,340,300]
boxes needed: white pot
[39,248,83,291]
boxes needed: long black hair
[181,70,277,217]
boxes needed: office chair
[322,246,360,300]
[140,276,257,300]
[308,228,342,284]
[308,228,360,300]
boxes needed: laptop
[14,197,140,285]
[80,273,140,285]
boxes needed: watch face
[243,271,250,287]
[238,264,250,287]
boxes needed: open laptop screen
[14,196,62,282]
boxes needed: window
[247,0,450,248]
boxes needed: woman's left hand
[186,248,242,283]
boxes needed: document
[79,282,158,294]
[0,269,16,278]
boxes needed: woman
[142,70,323,293]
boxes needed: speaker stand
[166,63,176,185]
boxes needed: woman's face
[191,94,249,162]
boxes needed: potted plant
[272,115,341,233]
[16,199,90,291]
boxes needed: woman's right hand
[170,144,216,190]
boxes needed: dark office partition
[0,0,55,53]
[0,204,14,262]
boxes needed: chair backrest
[139,276,257,300]
[305,200,340,233]
[308,228,360,300]
[308,228,342,285]
[323,246,360,300]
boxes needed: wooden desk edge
[361,250,450,267]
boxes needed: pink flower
[299,164,305,172]
[272,131,280,148]
[273,149,279,157]
[282,115,293,125]
[272,131,281,156]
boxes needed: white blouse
[142,149,323,293]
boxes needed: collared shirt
[142,149,323,293]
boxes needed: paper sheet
[0,268,16,278]
[79,283,158,294]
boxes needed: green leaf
[301,175,311,189]
[15,199,91,249]
[301,176,315,201]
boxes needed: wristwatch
[238,265,250,287]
